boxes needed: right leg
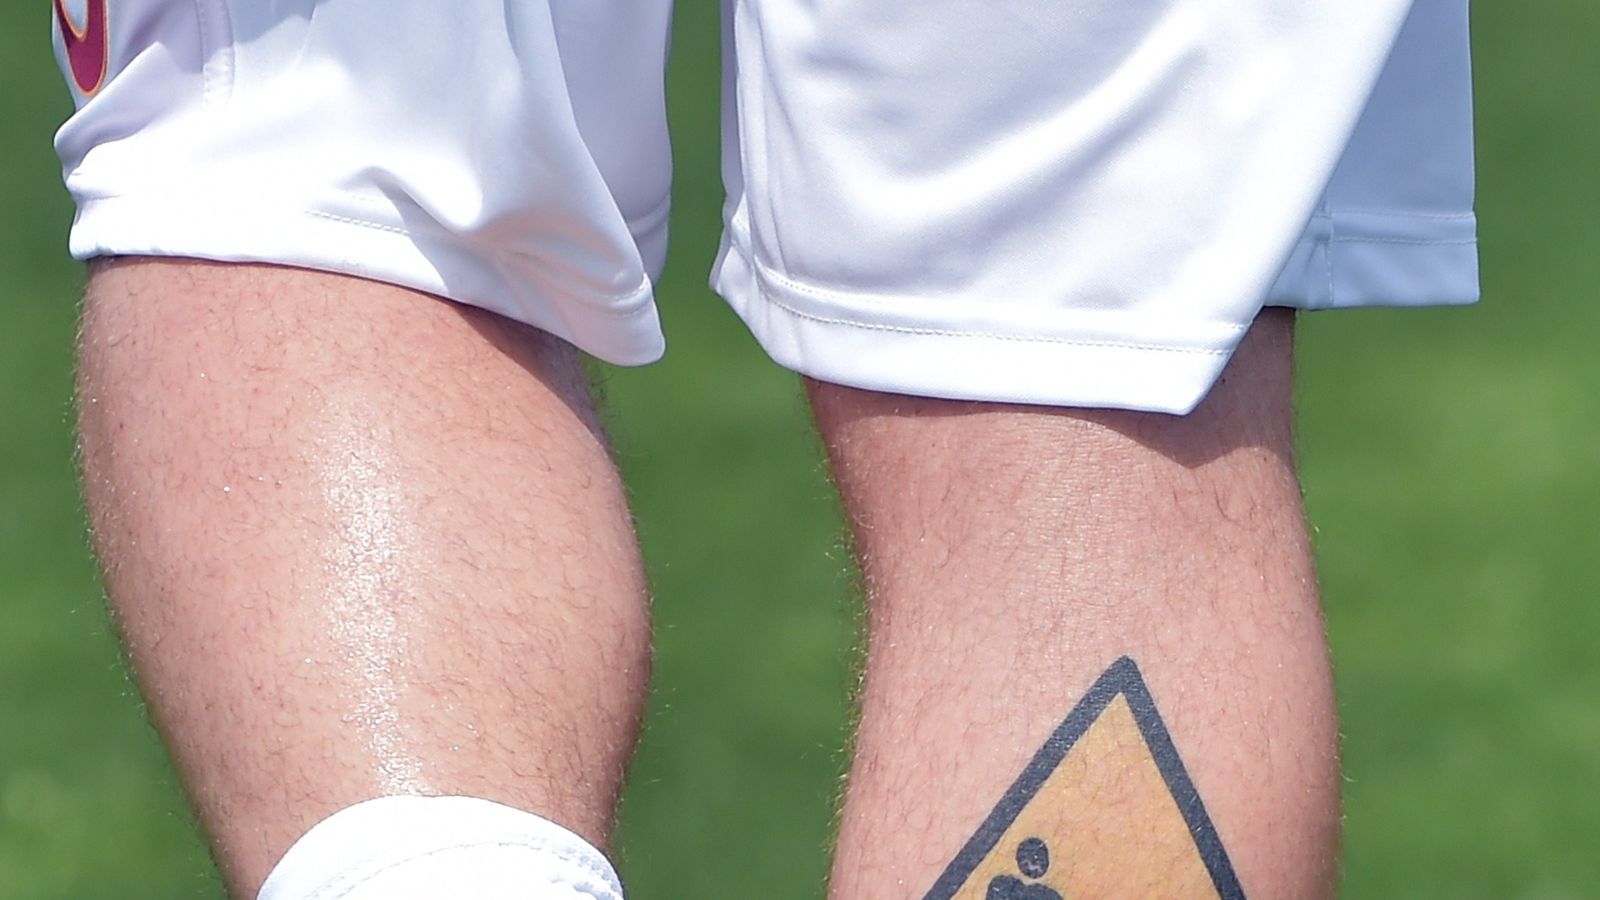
[76,259,649,897]
[812,312,1339,899]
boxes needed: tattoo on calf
[924,656,1244,900]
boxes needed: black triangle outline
[923,656,1245,899]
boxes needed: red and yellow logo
[54,0,109,96]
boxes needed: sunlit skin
[78,257,1335,899]
[811,310,1340,899]
[76,259,650,897]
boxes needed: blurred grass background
[2,1,1596,897]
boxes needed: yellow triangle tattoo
[924,657,1245,899]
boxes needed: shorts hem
[68,193,667,367]
[712,235,1239,415]
[712,205,1479,415]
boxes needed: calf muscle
[76,259,649,896]
[811,310,1339,899]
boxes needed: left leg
[76,260,651,897]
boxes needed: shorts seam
[726,233,1238,355]
[334,190,393,210]
[193,0,236,104]
[1327,236,1477,246]
[1327,209,1476,221]
[760,292,1232,356]
[741,241,940,308]
[1325,212,1337,305]
[76,195,658,312]
[308,209,410,236]
[192,0,212,101]
[314,199,664,310]
[304,208,657,311]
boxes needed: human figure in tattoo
[985,838,1063,900]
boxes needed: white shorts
[53,0,1476,413]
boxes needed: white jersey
[53,0,1476,413]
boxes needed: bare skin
[79,259,1331,897]
[812,310,1339,899]
[76,259,649,897]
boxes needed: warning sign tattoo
[924,657,1245,900]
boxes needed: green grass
[2,2,1596,897]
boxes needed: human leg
[76,259,649,896]
[716,0,1474,893]
[812,311,1339,898]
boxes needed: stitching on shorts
[308,210,410,236]
[1325,215,1337,307]
[756,260,922,307]
[1330,209,1477,221]
[335,190,394,209]
[728,237,1239,354]
[725,241,1237,353]
[1327,237,1477,246]
[192,0,211,101]
[310,211,658,311]
[193,0,236,105]
[760,293,1232,356]
[533,277,657,315]
[76,198,653,313]
[488,247,658,312]
[216,1,238,101]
